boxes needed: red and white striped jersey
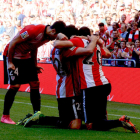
[3,24,49,59]
[50,46,79,98]
[70,38,109,90]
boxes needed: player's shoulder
[21,24,45,33]
[20,24,46,38]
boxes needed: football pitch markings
[0,99,140,120]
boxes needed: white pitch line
[0,99,140,120]
[108,114,140,120]
[0,99,57,109]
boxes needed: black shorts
[57,95,82,127]
[82,83,111,124]
[4,56,38,85]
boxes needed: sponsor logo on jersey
[20,31,29,39]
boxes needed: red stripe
[65,75,74,97]
[92,48,103,86]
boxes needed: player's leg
[1,84,20,124]
[57,96,82,129]
[29,81,41,113]
[1,56,21,124]
[23,81,41,127]
[85,84,139,133]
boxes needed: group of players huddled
[0,21,139,133]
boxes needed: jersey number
[83,50,101,65]
[9,68,19,76]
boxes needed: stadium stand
[0,0,140,67]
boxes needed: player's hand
[8,62,15,70]
[87,35,99,42]
[57,33,68,40]
[36,66,44,74]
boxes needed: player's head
[46,21,66,39]
[64,25,78,39]
[78,26,91,36]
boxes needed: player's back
[77,40,109,89]
[3,24,49,59]
[50,47,77,98]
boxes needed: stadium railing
[37,57,137,67]
[102,58,136,67]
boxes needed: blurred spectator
[98,23,108,45]
[0,21,5,35]
[127,22,140,42]
[5,20,15,40]
[105,16,112,32]
[120,24,128,39]
[0,0,140,66]
[111,42,120,66]
[118,40,131,67]
[125,8,132,23]
[119,14,126,25]
[131,40,140,67]
[106,30,121,51]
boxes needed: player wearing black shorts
[23,25,99,129]
[1,21,66,124]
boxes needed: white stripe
[59,76,66,98]
[0,99,140,120]
[128,33,133,40]
[6,57,10,84]
[108,114,140,120]
[83,90,88,123]
[83,64,95,88]
[72,99,78,119]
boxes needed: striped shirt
[70,37,109,90]
[50,46,79,98]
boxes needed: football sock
[3,88,19,115]
[93,119,122,131]
[39,116,59,126]
[30,88,41,113]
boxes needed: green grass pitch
[0,89,140,140]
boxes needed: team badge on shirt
[11,76,15,81]
[20,31,29,39]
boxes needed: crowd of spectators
[0,0,140,67]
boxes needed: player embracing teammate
[22,24,138,133]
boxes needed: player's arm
[74,36,99,55]
[63,35,99,57]
[102,46,111,58]
[53,40,73,48]
[8,33,29,70]
[31,49,44,73]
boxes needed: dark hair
[78,26,91,36]
[112,13,117,16]
[50,21,66,34]
[98,22,104,27]
[105,16,111,21]
[120,40,126,44]
[64,25,78,39]
[113,22,120,28]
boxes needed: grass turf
[0,88,140,140]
